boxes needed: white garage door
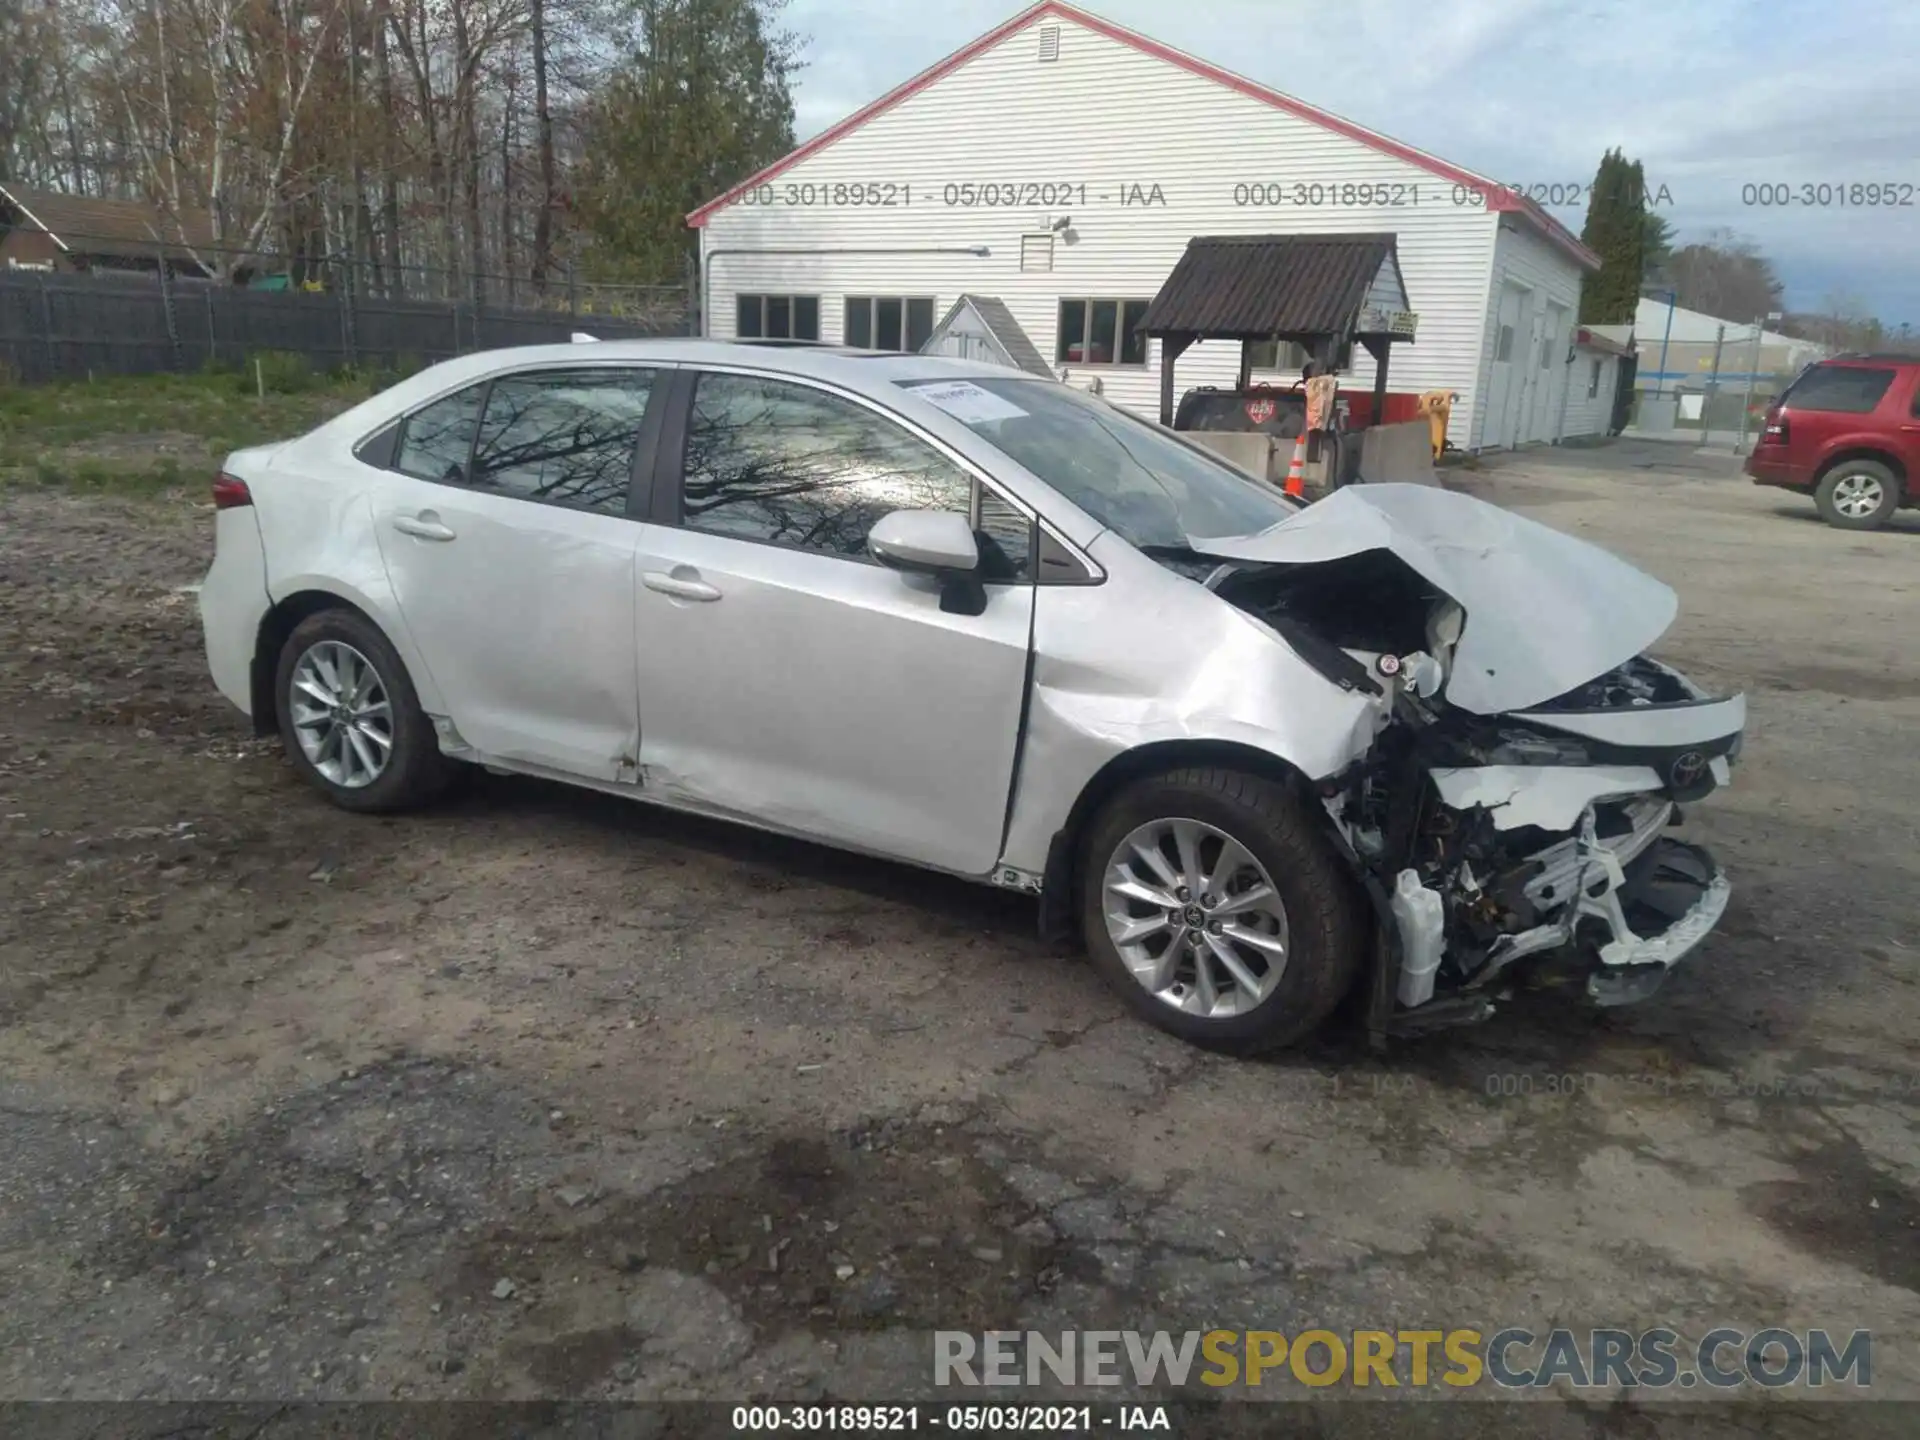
[1483,281,1530,449]
[1530,302,1569,443]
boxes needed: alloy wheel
[289,639,394,789]
[1831,472,1886,520]
[1101,817,1290,1018]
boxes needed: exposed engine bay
[1186,501,1745,1033]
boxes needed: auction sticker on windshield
[908,380,1029,425]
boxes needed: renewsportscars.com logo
[933,1328,1873,1391]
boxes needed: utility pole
[1705,322,1725,441]
[1652,289,1677,398]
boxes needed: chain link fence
[0,234,695,386]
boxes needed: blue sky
[780,0,1920,327]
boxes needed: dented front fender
[997,533,1394,876]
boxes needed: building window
[1245,339,1310,373]
[735,293,820,341]
[1020,234,1054,273]
[1494,324,1516,364]
[845,296,935,352]
[1056,298,1150,367]
[1588,359,1602,398]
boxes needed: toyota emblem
[1667,751,1708,789]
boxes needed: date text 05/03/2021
[731,1404,1171,1432]
[735,181,1169,208]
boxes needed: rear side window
[395,383,486,482]
[471,368,654,514]
[1782,365,1896,414]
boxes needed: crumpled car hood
[1188,483,1679,715]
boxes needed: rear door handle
[392,513,456,542]
[642,570,722,602]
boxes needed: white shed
[689,0,1600,450]
[1559,325,1632,441]
[922,294,1058,376]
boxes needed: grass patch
[0,366,388,498]
[22,455,192,499]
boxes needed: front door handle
[392,512,456,542]
[642,569,722,602]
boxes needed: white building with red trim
[688,1,1606,450]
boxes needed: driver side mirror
[867,509,987,617]
[867,509,980,574]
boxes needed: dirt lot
[1,437,1917,1429]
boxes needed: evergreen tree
[1578,148,1647,324]
[574,0,803,286]
[1642,211,1675,285]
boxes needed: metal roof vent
[1037,24,1060,62]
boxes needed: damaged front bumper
[1323,660,1745,1035]
[1581,836,1730,1005]
[1442,803,1731,1010]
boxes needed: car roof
[1816,353,1920,367]
[305,336,1116,552]
[396,338,1030,399]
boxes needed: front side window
[899,375,1294,552]
[469,368,654,514]
[1056,298,1150,366]
[395,383,487,483]
[845,296,935,352]
[1782,364,1896,415]
[976,487,1034,581]
[681,372,974,560]
[736,293,820,341]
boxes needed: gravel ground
[1,440,1916,1432]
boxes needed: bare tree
[108,0,346,277]
[1663,228,1785,324]
[4,0,784,310]
[530,0,555,292]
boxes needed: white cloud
[778,0,1920,322]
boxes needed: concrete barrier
[1185,431,1279,482]
[1358,419,1439,486]
[1636,395,1679,435]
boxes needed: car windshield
[896,376,1297,551]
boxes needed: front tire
[274,608,455,813]
[1078,767,1367,1054]
[1814,459,1900,530]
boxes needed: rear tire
[1814,459,1900,530]
[274,607,455,813]
[1078,767,1368,1054]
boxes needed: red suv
[1746,355,1920,530]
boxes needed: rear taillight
[212,472,252,509]
[1761,411,1789,445]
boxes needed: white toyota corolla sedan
[199,339,1746,1052]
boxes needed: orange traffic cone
[1282,434,1306,497]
